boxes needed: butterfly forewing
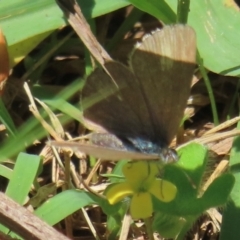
[81,62,152,138]
[50,141,159,160]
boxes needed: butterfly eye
[159,148,179,163]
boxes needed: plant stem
[177,0,191,24]
[227,78,240,119]
[144,218,154,240]
[197,51,219,125]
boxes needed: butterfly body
[90,132,162,153]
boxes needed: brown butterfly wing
[50,141,158,160]
[130,25,196,144]
[81,61,156,140]
[82,25,196,146]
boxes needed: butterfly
[51,25,196,163]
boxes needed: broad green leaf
[0,0,129,65]
[129,0,240,76]
[127,0,175,23]
[220,120,240,240]
[153,143,233,216]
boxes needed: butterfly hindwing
[79,25,196,160]
[130,25,196,144]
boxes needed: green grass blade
[176,0,190,23]
[197,52,219,126]
[0,164,13,180]
[0,99,17,137]
[35,190,99,225]
[5,153,42,204]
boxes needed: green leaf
[177,143,208,189]
[130,0,240,76]
[0,115,49,162]
[0,153,42,234]
[128,0,176,23]
[202,173,235,208]
[108,160,128,183]
[220,121,240,240]
[0,79,82,162]
[35,189,100,225]
[174,0,238,76]
[0,0,129,66]
[0,99,17,137]
[153,142,233,217]
[105,200,129,238]
[152,213,186,239]
[0,164,13,180]
[5,153,42,204]
[32,85,83,123]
